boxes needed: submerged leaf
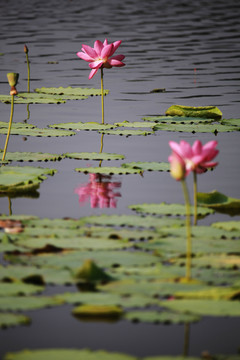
[165,105,222,120]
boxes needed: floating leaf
[75,166,142,175]
[0,126,75,137]
[173,254,240,269]
[0,166,57,194]
[100,129,154,136]
[0,93,66,104]
[165,105,222,120]
[211,221,240,232]
[220,118,240,127]
[0,296,64,311]
[114,121,156,128]
[153,123,238,133]
[142,115,213,124]
[125,310,200,324]
[72,304,123,319]
[0,282,44,296]
[64,152,125,161]
[0,313,30,328]
[121,162,169,172]
[160,299,240,316]
[18,92,87,101]
[0,151,64,162]
[197,190,240,215]
[0,121,35,129]
[4,349,137,360]
[129,202,213,216]
[49,122,116,131]
[35,86,109,97]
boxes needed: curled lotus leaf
[49,122,116,131]
[72,304,123,319]
[165,105,222,120]
[0,313,31,328]
[197,190,240,215]
[129,202,214,216]
[35,86,109,97]
[75,166,142,175]
[64,152,125,161]
[121,162,169,172]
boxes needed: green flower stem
[26,51,30,92]
[101,67,104,125]
[2,94,14,162]
[99,133,104,168]
[183,323,190,357]
[8,197,12,216]
[193,171,198,225]
[181,179,192,281]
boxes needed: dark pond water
[0,0,240,358]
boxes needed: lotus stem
[24,45,30,92]
[181,179,192,281]
[193,171,198,225]
[183,323,190,357]
[100,67,104,125]
[2,94,14,162]
[8,197,12,216]
[99,133,104,167]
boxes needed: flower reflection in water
[75,174,121,208]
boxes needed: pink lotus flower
[169,151,186,181]
[75,174,121,208]
[169,140,218,177]
[77,39,125,79]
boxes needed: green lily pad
[64,152,125,161]
[99,129,154,136]
[125,310,200,324]
[0,313,31,328]
[142,115,213,124]
[114,121,156,128]
[220,118,240,127]
[3,349,137,360]
[121,162,170,172]
[0,166,57,194]
[18,92,88,101]
[173,254,240,269]
[197,190,240,215]
[0,122,35,129]
[165,105,222,120]
[35,86,109,97]
[49,122,116,131]
[0,151,64,162]
[0,93,66,104]
[160,299,240,316]
[0,126,75,137]
[0,282,44,296]
[211,221,240,232]
[72,304,123,319]
[129,202,213,216]
[153,122,238,133]
[0,296,64,311]
[75,166,143,175]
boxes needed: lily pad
[197,190,240,215]
[49,122,116,131]
[165,105,222,120]
[18,92,88,101]
[0,151,64,162]
[153,123,238,133]
[0,122,35,129]
[129,202,213,216]
[0,93,66,104]
[72,304,123,319]
[35,86,109,97]
[0,296,64,311]
[211,221,240,232]
[3,349,137,360]
[220,118,240,127]
[64,152,125,161]
[121,162,170,172]
[125,310,200,324]
[114,121,156,128]
[160,299,240,316]
[0,126,75,137]
[75,166,143,175]
[142,115,213,124]
[0,166,57,194]
[99,129,154,136]
[0,282,44,296]
[0,313,31,328]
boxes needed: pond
[0,0,240,359]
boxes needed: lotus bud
[169,152,186,181]
[7,73,19,87]
[24,44,29,54]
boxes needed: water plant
[77,39,125,124]
[2,73,19,162]
[24,45,30,93]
